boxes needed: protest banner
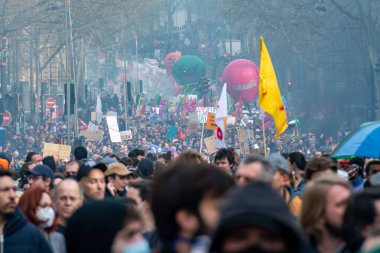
[106,116,122,143]
[203,135,217,154]
[79,130,104,142]
[43,143,71,161]
[91,112,97,121]
[120,130,133,140]
[206,113,227,131]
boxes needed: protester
[214,148,235,175]
[364,160,380,188]
[65,200,147,253]
[300,174,351,253]
[127,180,154,232]
[136,158,154,180]
[104,162,132,198]
[269,153,303,217]
[150,161,234,252]
[18,187,66,253]
[341,189,380,253]
[211,182,314,253]
[65,160,80,178]
[52,179,84,234]
[288,152,307,196]
[128,149,145,160]
[76,161,107,201]
[304,157,338,182]
[25,151,43,165]
[348,157,366,191]
[26,164,55,192]
[0,168,53,252]
[235,154,274,186]
[43,156,58,173]
[73,146,88,161]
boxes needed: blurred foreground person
[288,152,307,196]
[151,161,234,253]
[52,179,84,234]
[0,168,52,253]
[341,189,380,253]
[301,174,351,253]
[211,181,313,253]
[76,161,106,201]
[304,157,338,182]
[19,187,65,253]
[65,200,147,253]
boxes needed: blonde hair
[300,173,350,242]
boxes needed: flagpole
[199,112,206,153]
[261,110,267,157]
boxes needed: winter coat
[1,208,53,253]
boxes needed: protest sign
[206,113,217,130]
[237,128,255,155]
[106,116,122,143]
[91,112,97,121]
[79,130,104,142]
[196,107,217,123]
[120,130,133,140]
[204,135,217,154]
[43,143,71,161]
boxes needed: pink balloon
[221,59,259,103]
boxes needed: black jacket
[2,208,53,253]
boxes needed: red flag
[178,126,186,140]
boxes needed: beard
[325,220,344,239]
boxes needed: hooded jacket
[211,182,314,253]
[1,208,53,253]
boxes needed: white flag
[96,96,103,124]
[215,83,228,148]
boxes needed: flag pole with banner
[215,83,228,149]
[199,111,206,153]
[261,109,267,157]
[258,36,288,139]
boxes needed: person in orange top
[269,153,302,217]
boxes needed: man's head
[66,161,80,178]
[214,148,235,174]
[304,157,337,182]
[128,149,145,161]
[26,164,54,191]
[235,154,274,186]
[300,174,351,242]
[0,168,17,218]
[25,151,42,165]
[74,146,88,161]
[53,179,84,225]
[77,161,106,200]
[365,160,380,180]
[127,180,151,205]
[288,152,306,172]
[151,161,234,243]
[105,163,132,192]
[211,182,313,253]
[269,153,292,192]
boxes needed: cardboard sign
[206,113,227,131]
[237,128,255,155]
[186,121,198,135]
[106,116,122,143]
[204,136,217,154]
[120,130,133,140]
[206,113,217,130]
[91,112,97,121]
[43,143,71,161]
[79,130,104,142]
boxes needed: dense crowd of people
[1,138,380,253]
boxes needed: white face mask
[36,207,55,228]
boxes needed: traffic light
[199,77,210,93]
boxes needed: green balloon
[173,55,206,87]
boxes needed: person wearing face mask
[65,200,149,253]
[18,187,66,253]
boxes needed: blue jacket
[2,208,53,253]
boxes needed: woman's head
[18,187,56,232]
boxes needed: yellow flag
[259,36,288,139]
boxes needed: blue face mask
[122,240,150,253]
